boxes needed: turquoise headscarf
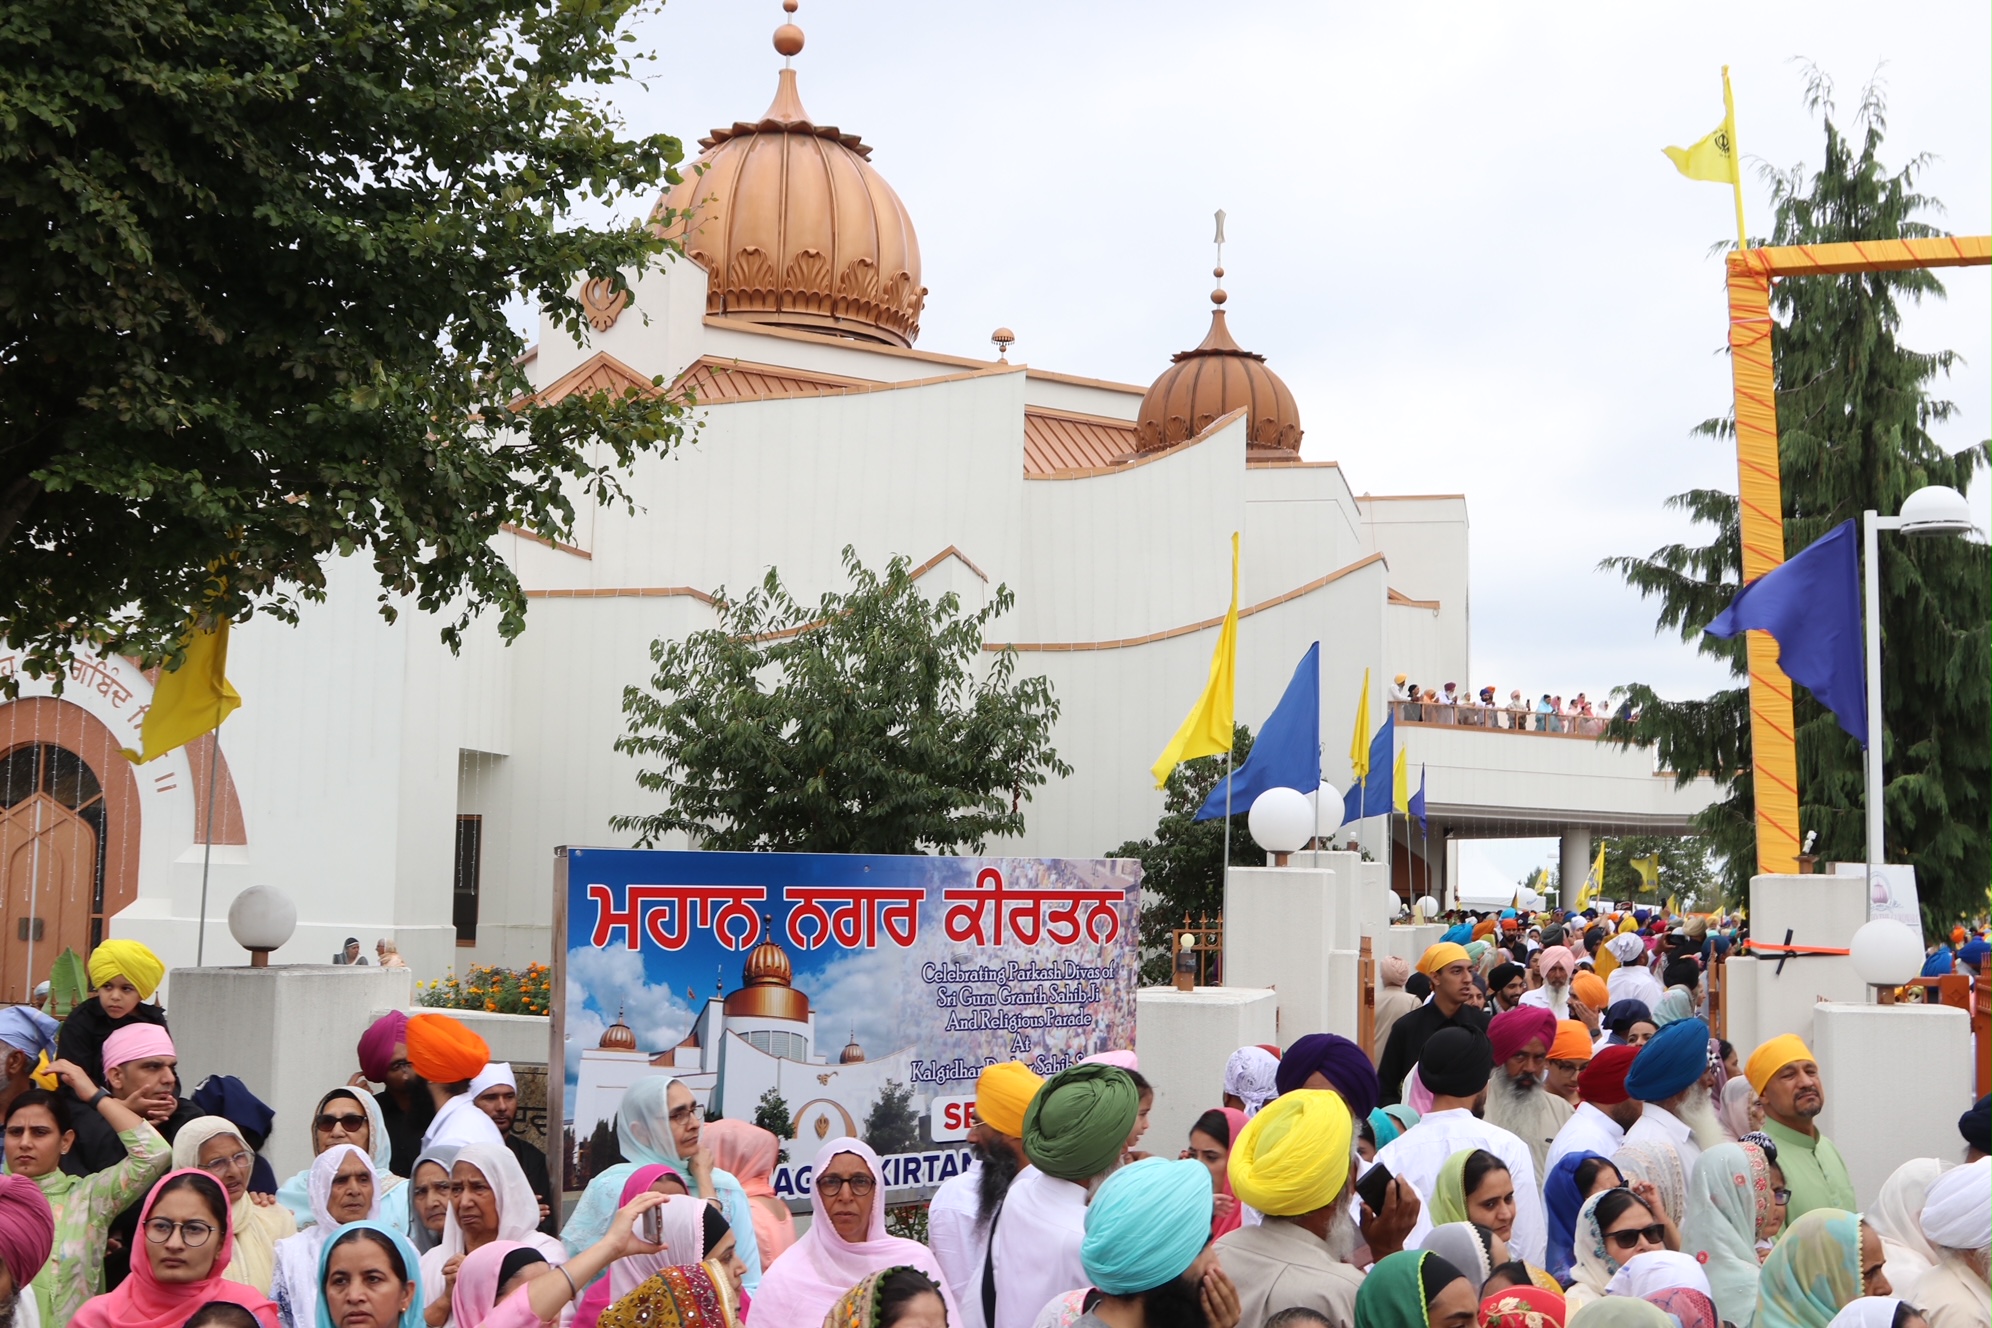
[1079,1158,1212,1295]
[316,1220,426,1328]
[1369,1105,1420,1150]
[1756,1209,1863,1328]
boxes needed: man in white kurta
[929,1060,1040,1328]
[1545,1044,1644,1176]
[1372,1026,1547,1266]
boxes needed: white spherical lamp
[1849,918,1923,995]
[1896,484,1976,537]
[228,885,297,968]
[1416,895,1440,920]
[1249,787,1315,862]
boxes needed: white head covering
[435,1142,544,1257]
[1224,1046,1280,1117]
[1604,1249,1715,1300]
[468,1063,516,1100]
[1920,1156,1992,1251]
[172,1116,250,1173]
[1608,934,1647,964]
[607,1194,709,1300]
[1827,1300,1912,1328]
[1867,1157,1945,1295]
[270,1143,381,1323]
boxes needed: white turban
[1920,1156,1991,1251]
[1608,934,1647,964]
[1223,1046,1279,1117]
[469,1061,516,1099]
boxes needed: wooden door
[2,794,96,1001]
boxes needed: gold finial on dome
[1211,209,1228,306]
[774,0,803,60]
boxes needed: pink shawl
[1210,1107,1250,1240]
[743,1138,960,1328]
[71,1170,280,1328]
[702,1119,795,1268]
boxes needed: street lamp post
[1861,484,1977,870]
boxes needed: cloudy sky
[580,2,1990,881]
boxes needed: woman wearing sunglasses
[1564,1188,1677,1313]
[68,1169,279,1328]
[172,1116,300,1294]
[277,1089,408,1233]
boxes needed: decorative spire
[774,0,803,64]
[1211,208,1228,307]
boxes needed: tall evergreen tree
[1604,74,1988,927]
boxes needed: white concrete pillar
[1559,828,1592,905]
[169,965,413,1177]
[1135,986,1277,1160]
[1811,1002,1973,1207]
[1737,874,1871,1051]
[1223,866,1360,1039]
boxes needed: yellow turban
[1746,1034,1815,1094]
[1418,942,1470,976]
[87,939,165,1000]
[1227,1089,1353,1217]
[975,1061,1043,1139]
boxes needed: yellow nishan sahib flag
[123,619,243,764]
[1391,747,1410,814]
[1348,668,1372,782]
[1663,67,1740,185]
[1151,533,1240,788]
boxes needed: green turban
[1023,1063,1138,1181]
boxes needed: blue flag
[1704,518,1867,745]
[1195,643,1321,821]
[1408,763,1427,832]
[1340,713,1395,825]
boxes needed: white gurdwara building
[0,10,1714,1007]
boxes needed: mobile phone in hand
[1355,1161,1394,1216]
[640,1203,661,1244]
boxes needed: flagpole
[197,724,220,965]
[1221,745,1234,877]
[1722,66,1747,250]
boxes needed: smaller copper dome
[740,918,793,987]
[1135,308,1302,454]
[599,1010,638,1052]
[838,1032,865,1064]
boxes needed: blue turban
[1623,1016,1710,1102]
[1080,1158,1213,1294]
[0,1007,57,1061]
[1275,1033,1380,1119]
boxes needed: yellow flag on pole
[1349,668,1372,782]
[1663,66,1747,247]
[1151,533,1240,788]
[1391,747,1410,814]
[1630,853,1661,889]
[123,619,243,764]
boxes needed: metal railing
[1391,699,1616,737]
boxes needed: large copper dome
[654,63,926,348]
[1135,307,1302,454]
[723,920,811,1021]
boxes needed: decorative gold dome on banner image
[598,1010,638,1051]
[724,917,812,1020]
[654,8,926,348]
[838,1030,866,1064]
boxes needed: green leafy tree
[580,1117,623,1185]
[1,0,695,689]
[1596,835,1718,908]
[861,1079,921,1158]
[1106,725,1266,985]
[1603,74,1988,926]
[611,547,1070,853]
[753,1088,794,1164]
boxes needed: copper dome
[654,67,926,348]
[599,1012,638,1052]
[724,921,811,1021]
[1135,309,1302,454]
[837,1032,865,1064]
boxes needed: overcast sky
[589,2,1989,881]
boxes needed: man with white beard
[1912,1156,1991,1328]
[1217,1090,1420,1326]
[1482,1007,1571,1182]
[1621,1017,1727,1177]
[0,1173,55,1328]
[1518,946,1576,1020]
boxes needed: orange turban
[1572,972,1608,1011]
[1549,1020,1593,1062]
[405,1013,490,1083]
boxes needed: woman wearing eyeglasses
[271,1145,382,1328]
[68,1169,279,1328]
[1564,1188,1676,1313]
[744,1137,959,1328]
[278,1090,408,1233]
[171,1117,300,1294]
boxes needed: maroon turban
[357,1010,408,1083]
[1578,1044,1640,1105]
[0,1174,54,1289]
[1489,1007,1558,1064]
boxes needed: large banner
[553,848,1141,1202]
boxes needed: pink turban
[1488,1007,1557,1064]
[0,1174,55,1288]
[102,1024,176,1070]
[1538,946,1576,979]
[1380,956,1411,987]
[1082,1050,1139,1072]
[357,1010,408,1083]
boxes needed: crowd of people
[1,915,1987,1328]
[1388,677,1627,735]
